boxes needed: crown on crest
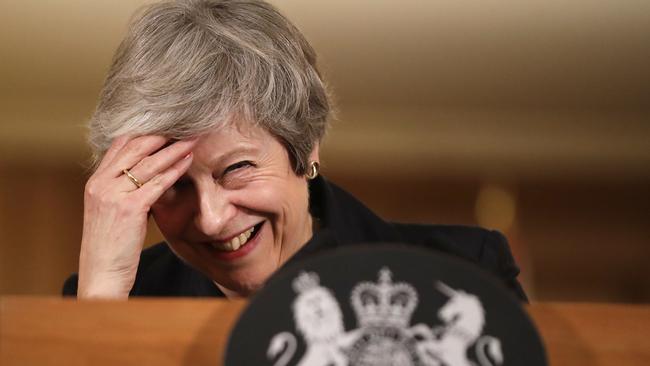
[350,267,418,328]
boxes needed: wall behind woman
[1,0,648,301]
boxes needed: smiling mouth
[209,222,263,252]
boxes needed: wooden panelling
[1,163,647,303]
[1,298,649,366]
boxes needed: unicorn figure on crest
[409,282,504,366]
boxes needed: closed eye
[223,160,255,175]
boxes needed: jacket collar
[287,175,401,265]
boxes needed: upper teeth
[211,226,255,251]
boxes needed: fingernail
[184,152,193,159]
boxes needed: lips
[210,225,257,251]
[205,222,264,261]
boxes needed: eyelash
[223,160,255,175]
[171,161,254,190]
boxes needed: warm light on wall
[474,183,517,232]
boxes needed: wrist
[77,272,134,300]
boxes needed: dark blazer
[63,176,527,301]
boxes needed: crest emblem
[267,267,504,366]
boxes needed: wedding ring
[123,169,143,188]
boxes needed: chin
[211,269,269,297]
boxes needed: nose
[193,181,236,238]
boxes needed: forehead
[193,122,273,161]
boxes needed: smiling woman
[63,0,527,301]
[151,123,316,296]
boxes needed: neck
[214,282,248,299]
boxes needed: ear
[308,141,320,164]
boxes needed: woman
[64,0,526,300]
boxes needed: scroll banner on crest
[225,244,547,366]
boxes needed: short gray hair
[89,0,331,174]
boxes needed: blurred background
[0,0,648,302]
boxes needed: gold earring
[306,161,320,180]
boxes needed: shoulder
[393,222,500,245]
[391,222,511,267]
[392,223,508,260]
[392,223,527,301]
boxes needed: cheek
[236,181,290,216]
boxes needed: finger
[135,152,194,207]
[123,138,198,188]
[104,135,170,178]
[95,135,131,172]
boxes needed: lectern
[1,297,648,365]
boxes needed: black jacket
[63,176,527,301]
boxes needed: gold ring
[123,169,143,188]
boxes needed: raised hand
[77,135,197,299]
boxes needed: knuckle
[148,175,165,188]
[145,175,172,198]
[113,134,130,145]
[108,135,128,151]
[138,155,154,171]
[84,180,101,198]
[123,141,142,157]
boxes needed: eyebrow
[209,145,260,166]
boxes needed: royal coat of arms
[266,267,504,366]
